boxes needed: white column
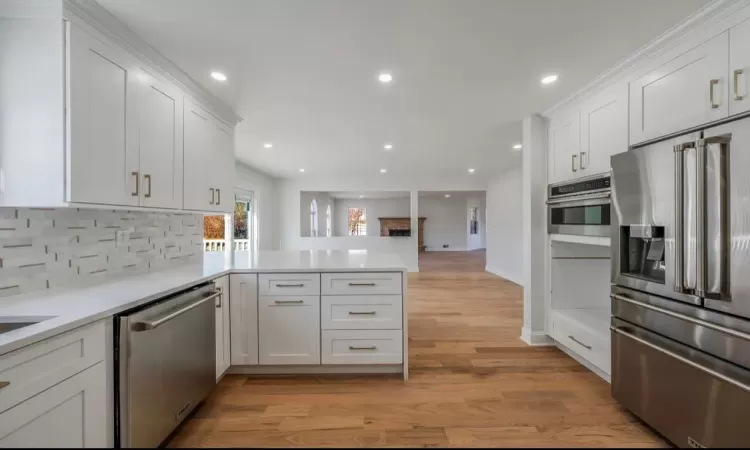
[521,114,552,345]
[410,190,419,272]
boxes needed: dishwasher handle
[131,290,221,332]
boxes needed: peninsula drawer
[322,330,403,365]
[321,273,402,295]
[259,273,320,295]
[321,296,402,330]
[0,319,106,414]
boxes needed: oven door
[547,194,610,236]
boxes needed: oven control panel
[549,174,611,198]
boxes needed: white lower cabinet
[214,275,231,380]
[0,361,107,448]
[230,274,259,366]
[259,295,321,365]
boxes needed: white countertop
[0,250,406,356]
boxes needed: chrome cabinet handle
[209,188,215,205]
[579,151,586,170]
[734,69,745,100]
[568,335,591,350]
[215,286,223,308]
[710,78,720,109]
[348,282,376,287]
[276,283,304,288]
[274,299,304,304]
[131,171,139,196]
[571,154,578,172]
[131,291,221,331]
[0,381,9,389]
[216,189,221,205]
[349,346,377,350]
[611,326,750,394]
[348,311,376,315]
[144,174,152,198]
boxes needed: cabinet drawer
[0,320,106,414]
[259,273,320,295]
[321,273,402,295]
[321,296,402,330]
[322,330,403,365]
[550,313,610,374]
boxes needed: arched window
[326,205,332,237]
[310,199,318,237]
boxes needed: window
[234,192,253,251]
[203,215,226,251]
[326,205,332,237]
[348,207,367,236]
[310,199,318,237]
[469,206,479,235]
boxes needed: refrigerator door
[611,132,702,305]
[702,117,750,319]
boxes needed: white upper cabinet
[580,82,629,175]
[211,119,236,214]
[630,32,729,145]
[67,23,139,207]
[183,100,215,211]
[136,69,184,209]
[730,19,750,116]
[548,111,580,184]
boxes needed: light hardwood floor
[167,251,665,448]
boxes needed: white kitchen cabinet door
[214,275,231,379]
[580,82,629,175]
[183,99,214,211]
[0,362,108,448]
[730,19,750,116]
[212,118,235,214]
[136,69,184,209]
[630,32,729,145]
[67,23,139,207]
[230,274,259,366]
[259,295,320,365]
[548,111,580,184]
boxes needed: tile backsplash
[0,208,204,298]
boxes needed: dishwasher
[114,282,220,448]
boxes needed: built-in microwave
[547,173,611,237]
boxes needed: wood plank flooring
[167,252,665,448]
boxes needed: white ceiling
[328,191,410,200]
[97,0,710,182]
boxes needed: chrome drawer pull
[348,311,376,315]
[568,335,592,350]
[348,282,376,287]
[0,381,9,389]
[276,283,304,288]
[274,299,304,304]
[349,345,377,350]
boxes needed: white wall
[418,195,470,251]
[235,163,278,250]
[333,197,410,236]
[485,166,523,285]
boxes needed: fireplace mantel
[378,217,427,252]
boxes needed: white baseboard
[553,341,611,383]
[229,364,403,375]
[485,265,523,286]
[520,327,554,346]
[424,247,468,252]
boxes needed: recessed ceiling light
[359,195,364,198]
[299,168,305,173]
[513,143,523,150]
[468,168,475,173]
[541,74,558,85]
[383,143,393,150]
[378,72,393,84]
[380,168,387,174]
[445,194,451,198]
[263,142,273,149]
[211,71,227,82]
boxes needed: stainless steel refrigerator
[610,115,750,448]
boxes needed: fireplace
[389,229,411,237]
[378,217,427,252]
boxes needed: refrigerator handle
[696,140,707,297]
[673,143,686,294]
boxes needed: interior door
[67,23,139,206]
[703,118,750,319]
[630,32,729,145]
[580,82,628,175]
[549,111,580,183]
[730,18,750,116]
[183,99,213,211]
[137,69,183,209]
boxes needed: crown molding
[543,0,747,118]
[63,0,242,125]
